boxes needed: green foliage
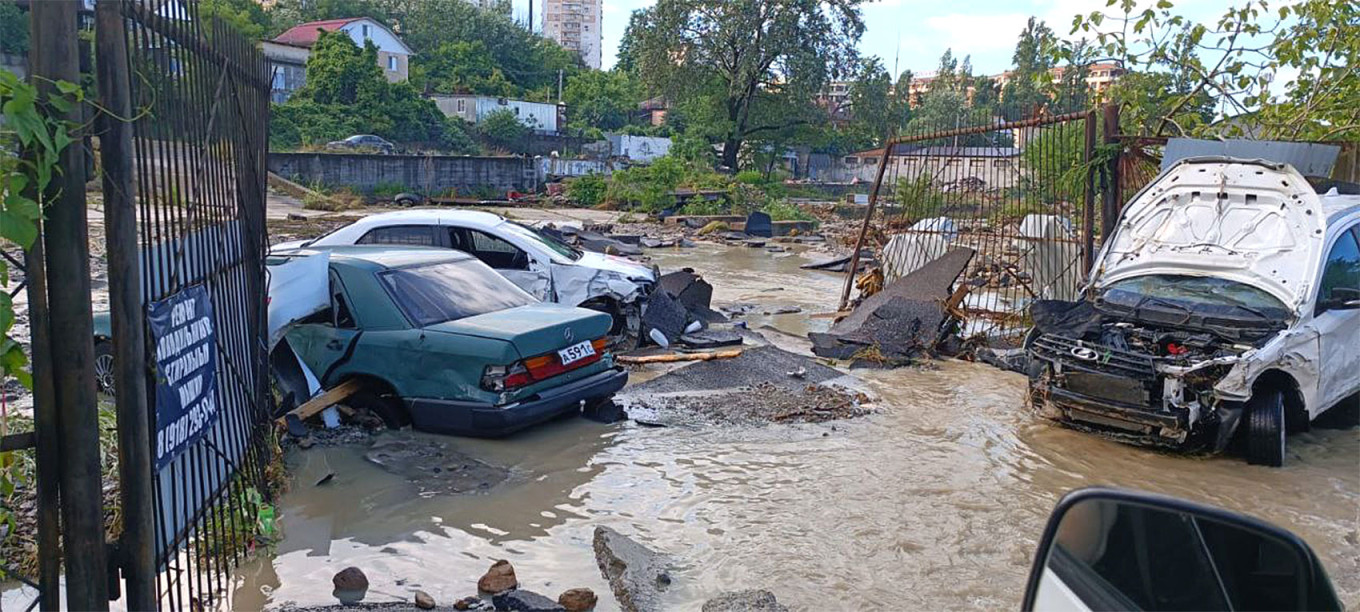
[563,70,642,132]
[760,199,815,222]
[371,181,406,198]
[0,0,28,55]
[565,174,607,207]
[1002,17,1057,118]
[633,0,867,169]
[200,0,272,40]
[270,33,476,153]
[893,175,947,221]
[478,108,530,153]
[1068,0,1359,141]
[1020,122,1090,205]
[412,40,518,97]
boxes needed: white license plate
[558,340,596,365]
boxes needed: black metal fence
[842,80,1108,344]
[119,1,272,609]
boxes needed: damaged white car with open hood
[1026,158,1360,466]
[273,210,657,339]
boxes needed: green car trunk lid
[423,304,612,361]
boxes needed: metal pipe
[1083,110,1097,274]
[22,205,61,612]
[837,143,894,311]
[29,0,110,608]
[95,1,156,608]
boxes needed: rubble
[626,381,871,427]
[702,590,789,612]
[557,588,598,612]
[477,560,520,594]
[809,247,975,366]
[491,590,566,611]
[593,526,672,612]
[365,435,510,496]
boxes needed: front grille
[1031,333,1157,380]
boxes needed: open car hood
[1090,158,1327,313]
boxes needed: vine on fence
[0,67,81,565]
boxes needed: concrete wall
[607,134,671,162]
[269,152,536,195]
[1,52,25,81]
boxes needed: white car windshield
[379,261,536,326]
[501,222,583,263]
[1099,275,1290,323]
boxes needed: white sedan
[274,210,657,336]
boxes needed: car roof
[277,245,474,271]
[1319,191,1360,226]
[349,208,509,231]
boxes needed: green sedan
[280,246,627,436]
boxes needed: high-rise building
[542,0,602,69]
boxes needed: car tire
[348,387,410,430]
[1246,388,1286,467]
[94,340,116,396]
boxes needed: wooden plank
[617,349,742,364]
[0,431,36,452]
[275,379,364,425]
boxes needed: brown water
[229,243,1360,611]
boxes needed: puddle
[222,243,1359,611]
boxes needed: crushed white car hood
[576,251,656,281]
[1091,159,1327,312]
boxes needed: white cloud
[922,13,1031,54]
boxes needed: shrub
[566,174,607,207]
[760,200,816,223]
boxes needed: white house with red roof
[261,17,413,103]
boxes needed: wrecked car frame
[1027,158,1360,466]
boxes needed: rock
[701,590,788,612]
[742,239,766,248]
[557,588,598,611]
[593,526,671,612]
[454,596,483,610]
[414,590,436,609]
[583,399,626,423]
[286,212,306,221]
[332,567,369,592]
[764,245,787,253]
[762,306,802,315]
[610,234,642,245]
[696,220,729,235]
[478,559,519,594]
[640,237,664,248]
[492,589,565,611]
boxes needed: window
[1317,227,1360,309]
[361,24,371,38]
[457,99,465,112]
[993,159,1009,168]
[863,157,880,166]
[449,228,529,270]
[379,261,536,327]
[843,156,858,164]
[387,56,397,71]
[356,225,435,246]
[329,270,356,329]
[969,159,985,168]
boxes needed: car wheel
[347,387,411,430]
[1246,388,1286,467]
[94,340,116,396]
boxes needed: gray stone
[593,526,671,612]
[625,345,841,396]
[493,589,566,611]
[701,590,789,612]
[642,291,688,343]
[478,559,519,594]
[332,566,369,592]
[414,590,436,609]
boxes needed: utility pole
[558,68,564,102]
[29,1,110,608]
[95,0,156,608]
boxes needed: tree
[411,40,518,97]
[200,0,272,40]
[843,57,895,147]
[268,0,389,34]
[633,0,867,170]
[563,70,642,132]
[478,109,530,152]
[0,0,28,54]
[271,32,475,152]
[614,9,648,74]
[1070,0,1359,141]
[1002,17,1057,119]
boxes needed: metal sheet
[1162,139,1340,176]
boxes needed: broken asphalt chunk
[593,526,671,612]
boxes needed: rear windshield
[379,260,536,326]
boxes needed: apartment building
[542,0,602,69]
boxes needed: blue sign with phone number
[148,285,219,470]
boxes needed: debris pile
[643,268,744,349]
[809,247,975,366]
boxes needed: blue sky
[508,0,1234,76]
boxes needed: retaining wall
[268,152,538,196]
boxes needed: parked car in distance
[1026,158,1360,466]
[275,246,627,436]
[272,210,658,339]
[325,134,395,154]
[1024,487,1341,611]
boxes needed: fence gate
[851,110,1102,344]
[119,1,272,608]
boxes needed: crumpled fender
[554,265,643,307]
[1212,329,1319,402]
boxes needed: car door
[1309,225,1360,412]
[447,226,552,300]
[289,269,363,384]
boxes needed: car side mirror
[1022,487,1340,612]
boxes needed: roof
[356,209,508,230]
[272,18,361,47]
[850,145,1020,158]
[316,245,474,270]
[1320,192,1360,225]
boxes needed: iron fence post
[838,141,894,311]
[1101,103,1121,239]
[1083,110,1097,274]
[29,0,110,608]
[95,0,157,608]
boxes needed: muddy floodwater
[230,243,1360,611]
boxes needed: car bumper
[405,366,629,437]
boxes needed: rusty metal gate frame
[840,109,1102,344]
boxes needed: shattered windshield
[1098,275,1291,324]
[502,222,583,262]
[379,261,536,327]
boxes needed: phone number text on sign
[148,285,220,470]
